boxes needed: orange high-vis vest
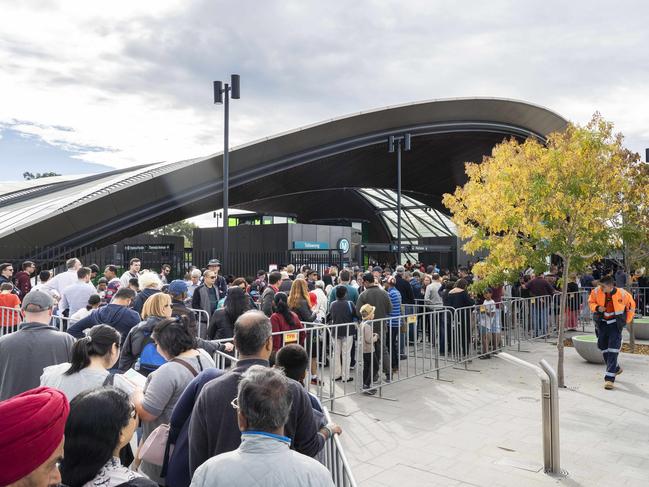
[588,287,636,324]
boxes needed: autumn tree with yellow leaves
[443,114,640,387]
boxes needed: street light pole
[213,74,240,273]
[388,133,411,265]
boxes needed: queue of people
[0,253,643,487]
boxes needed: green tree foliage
[443,113,636,387]
[149,220,197,247]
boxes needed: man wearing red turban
[0,387,69,487]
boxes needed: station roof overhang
[0,97,568,253]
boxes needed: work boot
[616,366,623,376]
[604,381,614,390]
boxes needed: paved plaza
[332,339,649,487]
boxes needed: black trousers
[363,351,378,387]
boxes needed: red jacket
[270,311,305,351]
[13,271,31,297]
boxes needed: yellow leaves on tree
[443,113,630,277]
[443,113,639,387]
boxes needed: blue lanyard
[242,431,291,445]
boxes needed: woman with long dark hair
[40,324,121,401]
[270,292,305,353]
[132,316,215,483]
[442,278,475,358]
[61,387,157,487]
[207,286,251,340]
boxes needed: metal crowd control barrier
[214,348,239,370]
[322,406,358,487]
[187,307,210,338]
[497,353,561,474]
[0,305,23,335]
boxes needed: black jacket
[207,308,236,340]
[290,298,316,323]
[395,275,415,305]
[132,288,161,315]
[327,299,359,337]
[188,358,324,476]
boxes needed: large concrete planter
[572,335,605,364]
[632,317,649,340]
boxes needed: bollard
[497,353,561,475]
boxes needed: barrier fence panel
[187,307,210,339]
[322,406,358,487]
[0,305,22,336]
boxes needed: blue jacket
[165,368,224,487]
[67,303,141,344]
[387,287,402,327]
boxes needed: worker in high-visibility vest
[588,275,636,390]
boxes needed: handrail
[323,406,358,487]
[497,353,561,475]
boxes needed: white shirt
[60,281,96,316]
[48,269,79,295]
[120,271,139,290]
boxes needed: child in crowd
[479,288,499,358]
[275,344,326,425]
[359,304,379,395]
[0,282,21,328]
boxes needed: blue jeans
[530,301,548,337]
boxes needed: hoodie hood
[96,303,134,323]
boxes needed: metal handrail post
[539,359,561,474]
[497,353,561,475]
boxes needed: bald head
[233,310,273,358]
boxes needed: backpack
[249,279,266,302]
[138,328,166,375]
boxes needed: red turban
[0,387,69,485]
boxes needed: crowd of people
[0,253,645,486]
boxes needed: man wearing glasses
[192,270,221,337]
[206,259,228,298]
[191,366,335,487]
[0,263,18,295]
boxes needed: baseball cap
[21,290,54,312]
[168,279,188,295]
[208,259,221,266]
[362,272,374,283]
[396,265,405,274]
[371,266,383,273]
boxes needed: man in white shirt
[47,258,81,296]
[424,273,444,308]
[59,267,96,317]
[120,258,141,289]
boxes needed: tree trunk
[557,256,570,388]
[624,240,636,352]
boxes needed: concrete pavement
[332,341,649,486]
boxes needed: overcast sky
[1,0,648,181]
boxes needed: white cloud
[0,0,648,171]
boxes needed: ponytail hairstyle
[65,325,121,376]
[273,292,299,328]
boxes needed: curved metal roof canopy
[0,98,567,252]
